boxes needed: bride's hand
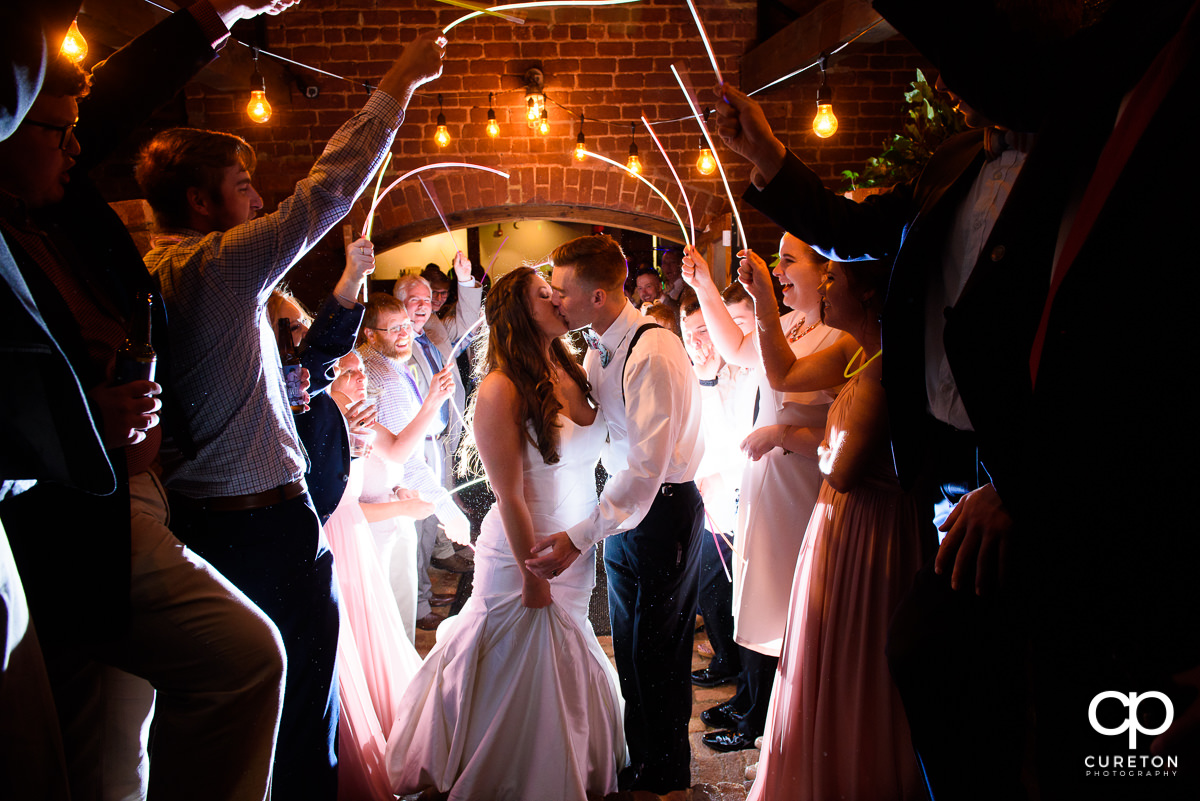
[522,575,552,609]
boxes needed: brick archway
[368,161,732,249]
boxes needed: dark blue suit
[293,295,364,523]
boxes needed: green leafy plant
[841,69,967,191]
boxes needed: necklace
[785,317,820,342]
[843,346,882,378]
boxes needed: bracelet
[335,292,360,305]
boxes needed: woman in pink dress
[324,351,434,800]
[739,251,924,801]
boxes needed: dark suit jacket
[294,295,364,523]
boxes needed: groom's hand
[526,531,580,579]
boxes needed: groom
[529,234,704,793]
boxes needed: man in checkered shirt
[136,33,445,798]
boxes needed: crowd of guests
[3,1,1198,801]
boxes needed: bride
[385,265,626,801]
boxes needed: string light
[486,92,500,138]
[435,93,451,147]
[61,18,88,64]
[696,139,716,175]
[575,113,587,161]
[246,48,272,124]
[812,55,838,139]
[626,122,641,174]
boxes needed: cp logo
[1088,691,1174,749]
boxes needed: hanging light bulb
[574,114,587,162]
[486,92,500,138]
[626,122,642,175]
[246,48,272,124]
[61,18,88,64]
[538,101,550,136]
[696,136,716,175]
[435,93,451,147]
[812,55,838,139]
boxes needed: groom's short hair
[550,235,627,292]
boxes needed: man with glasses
[0,4,304,798]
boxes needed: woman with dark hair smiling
[737,250,924,801]
[385,265,625,801]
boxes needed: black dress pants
[605,481,703,793]
[169,491,340,800]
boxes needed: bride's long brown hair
[458,265,591,475]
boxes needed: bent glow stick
[449,474,488,495]
[419,176,455,242]
[434,0,526,24]
[442,0,639,36]
[641,112,694,246]
[684,0,723,86]
[484,234,509,280]
[363,163,510,239]
[671,63,746,249]
[364,151,392,243]
[450,314,486,360]
[581,150,691,248]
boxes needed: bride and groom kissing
[386,234,704,800]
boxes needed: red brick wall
[180,0,931,288]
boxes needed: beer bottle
[113,291,157,384]
[277,318,305,412]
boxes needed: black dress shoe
[430,553,474,573]
[691,666,737,687]
[700,701,739,730]
[429,592,456,607]
[702,729,758,753]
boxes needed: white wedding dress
[385,413,627,801]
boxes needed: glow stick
[670,63,746,249]
[581,150,691,248]
[683,0,723,86]
[418,176,455,240]
[641,112,694,246]
[364,151,392,243]
[449,314,486,360]
[363,163,510,238]
[442,0,640,35]
[448,396,466,429]
[484,235,509,280]
[433,0,526,24]
[449,475,488,495]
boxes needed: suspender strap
[621,322,661,407]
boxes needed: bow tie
[581,328,613,368]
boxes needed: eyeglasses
[24,119,78,151]
[368,323,413,335]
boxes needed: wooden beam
[741,0,896,95]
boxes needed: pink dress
[748,372,924,801]
[325,458,422,800]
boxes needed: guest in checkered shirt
[134,33,446,799]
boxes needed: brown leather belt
[173,479,306,513]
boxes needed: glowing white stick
[683,0,723,86]
[363,163,510,239]
[581,150,691,248]
[670,63,746,248]
[442,0,640,35]
[641,112,694,246]
[484,234,509,280]
[419,176,455,241]
[449,474,489,495]
[449,314,486,360]
[364,151,393,243]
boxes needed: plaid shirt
[146,91,405,498]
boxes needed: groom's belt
[658,480,694,498]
